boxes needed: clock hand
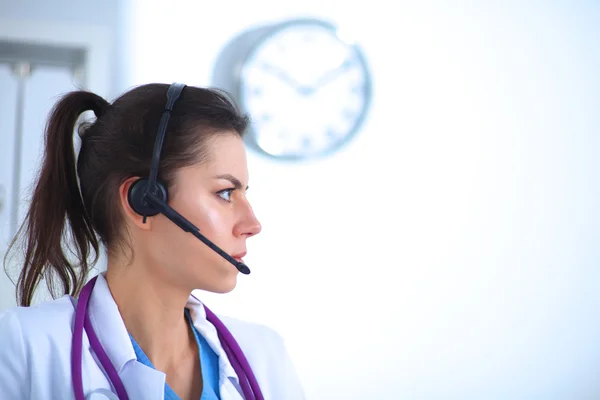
[311,59,353,89]
[259,62,306,91]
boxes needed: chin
[183,257,240,293]
[214,284,237,294]
[206,278,237,294]
[185,280,236,294]
[195,270,238,294]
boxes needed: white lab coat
[0,274,305,399]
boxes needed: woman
[0,83,305,399]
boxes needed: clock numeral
[302,137,312,149]
[351,85,364,95]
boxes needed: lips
[232,251,247,262]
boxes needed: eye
[217,188,235,202]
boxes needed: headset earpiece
[127,178,168,217]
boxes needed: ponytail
[6,91,109,306]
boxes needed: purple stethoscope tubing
[202,301,264,400]
[71,275,263,399]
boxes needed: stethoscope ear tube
[203,302,264,400]
[72,276,130,400]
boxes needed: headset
[126,83,251,275]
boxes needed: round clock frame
[211,18,372,161]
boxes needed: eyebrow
[213,174,248,190]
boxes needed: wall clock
[212,18,372,161]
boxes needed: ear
[118,177,153,231]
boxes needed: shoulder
[0,306,28,397]
[0,296,76,360]
[0,296,76,364]
[0,295,75,338]
[219,315,306,399]
[0,296,75,398]
[218,315,294,367]
[219,315,286,349]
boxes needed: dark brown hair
[5,83,249,306]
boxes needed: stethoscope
[71,275,264,400]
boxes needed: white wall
[127,1,600,399]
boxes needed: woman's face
[143,133,262,293]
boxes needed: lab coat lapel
[186,295,244,399]
[87,274,165,400]
[118,361,166,400]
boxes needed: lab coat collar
[87,274,166,399]
[86,274,242,399]
[185,294,242,396]
[87,273,136,373]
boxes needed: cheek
[176,193,230,238]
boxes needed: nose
[234,200,262,238]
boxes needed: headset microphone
[126,82,251,275]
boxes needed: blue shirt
[128,309,221,400]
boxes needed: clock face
[238,19,371,160]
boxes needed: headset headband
[147,83,187,196]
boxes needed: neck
[105,253,195,371]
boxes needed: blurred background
[1,0,600,399]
